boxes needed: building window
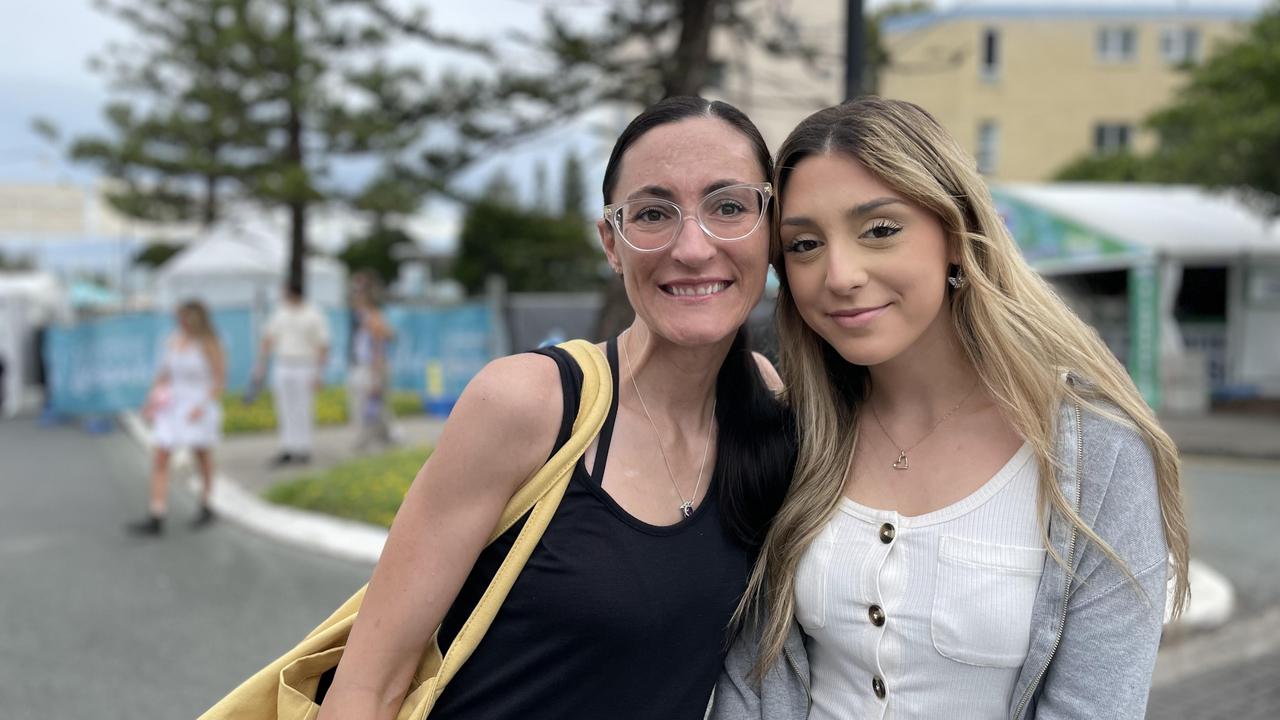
[980,28,1000,79]
[1094,123,1132,154]
[1097,26,1138,62]
[977,120,999,174]
[1161,27,1201,65]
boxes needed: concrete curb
[116,412,1236,631]
[1169,559,1235,632]
[119,412,385,565]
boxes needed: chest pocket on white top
[794,521,838,631]
[931,535,1046,668]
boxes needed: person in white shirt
[254,279,330,466]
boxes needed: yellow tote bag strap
[488,339,611,542]
[419,339,612,711]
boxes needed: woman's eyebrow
[625,185,677,201]
[780,197,904,228]
[780,215,816,228]
[849,197,905,216]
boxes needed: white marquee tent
[0,272,68,416]
[993,183,1280,407]
[154,224,347,311]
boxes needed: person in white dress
[131,300,225,535]
[253,279,330,466]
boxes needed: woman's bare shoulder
[447,352,564,449]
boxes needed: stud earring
[947,266,967,290]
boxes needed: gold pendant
[892,450,909,471]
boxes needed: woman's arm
[207,342,227,399]
[1031,427,1168,719]
[369,311,391,385]
[316,353,563,720]
[151,336,175,390]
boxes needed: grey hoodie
[712,398,1171,719]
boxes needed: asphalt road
[1147,455,1280,719]
[0,417,371,720]
[2,418,1277,719]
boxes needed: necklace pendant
[680,501,694,518]
[892,450,910,471]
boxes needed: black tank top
[429,339,755,719]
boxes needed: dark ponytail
[714,325,796,547]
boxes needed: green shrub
[264,446,431,527]
[221,386,424,434]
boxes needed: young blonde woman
[131,300,226,535]
[712,97,1189,719]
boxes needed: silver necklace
[868,379,980,471]
[620,334,716,519]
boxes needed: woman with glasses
[316,96,795,720]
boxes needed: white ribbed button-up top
[797,442,1045,720]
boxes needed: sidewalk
[218,415,447,496]
[120,412,445,565]
[120,408,1242,634]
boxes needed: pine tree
[69,0,497,295]
[561,150,587,220]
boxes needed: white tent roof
[160,237,278,278]
[154,223,347,309]
[995,183,1280,261]
[0,271,69,323]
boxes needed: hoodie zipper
[1012,400,1084,720]
[783,642,811,707]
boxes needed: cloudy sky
[0,0,1267,235]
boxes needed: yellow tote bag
[200,340,612,720]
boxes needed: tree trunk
[201,173,218,228]
[665,0,720,96]
[285,0,307,296]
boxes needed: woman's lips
[828,304,889,328]
[659,280,732,299]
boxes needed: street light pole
[845,0,865,101]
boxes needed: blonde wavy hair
[739,97,1189,675]
[177,300,224,369]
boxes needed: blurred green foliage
[133,242,184,268]
[1053,152,1154,183]
[1054,3,1280,212]
[452,165,600,294]
[338,226,413,286]
[221,386,423,434]
[1144,3,1280,212]
[265,446,431,527]
[453,200,600,294]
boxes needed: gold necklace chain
[619,333,716,519]
[868,379,980,471]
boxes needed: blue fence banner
[45,303,493,416]
[384,303,493,400]
[45,312,165,416]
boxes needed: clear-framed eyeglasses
[603,182,773,253]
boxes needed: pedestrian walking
[347,273,395,452]
[130,300,225,535]
[253,279,330,466]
